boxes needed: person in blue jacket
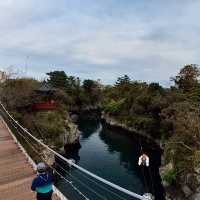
[31,162,53,200]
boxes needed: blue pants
[37,190,53,200]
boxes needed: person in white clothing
[138,153,149,167]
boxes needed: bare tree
[4,66,25,79]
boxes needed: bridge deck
[0,119,60,200]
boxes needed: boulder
[191,193,200,200]
[194,167,200,175]
[181,185,193,198]
[195,175,200,185]
[186,173,199,191]
[196,186,200,193]
[70,114,79,123]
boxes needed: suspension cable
[32,121,127,200]
[6,117,96,199]
[11,125,89,200]
[2,115,89,199]
[55,162,107,200]
[74,168,127,200]
[0,102,148,200]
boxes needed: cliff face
[180,169,200,200]
[43,111,80,148]
[101,112,160,146]
[160,162,200,200]
[19,110,80,149]
[102,112,200,200]
[63,118,80,144]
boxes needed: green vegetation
[0,64,200,188]
[163,169,177,185]
[102,76,167,136]
[102,65,200,188]
[0,78,39,110]
[46,71,102,109]
[0,72,103,148]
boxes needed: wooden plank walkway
[0,119,60,200]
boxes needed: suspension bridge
[0,102,152,200]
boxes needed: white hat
[37,162,46,172]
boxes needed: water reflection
[78,117,100,140]
[99,124,165,200]
[59,115,165,200]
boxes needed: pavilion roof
[35,83,56,93]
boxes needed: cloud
[0,0,200,85]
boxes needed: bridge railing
[0,102,150,200]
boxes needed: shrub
[163,169,177,185]
[104,99,125,114]
[193,150,200,168]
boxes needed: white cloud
[0,0,200,85]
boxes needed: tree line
[0,64,200,188]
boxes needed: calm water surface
[57,115,165,200]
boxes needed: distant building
[32,83,57,111]
[0,71,7,83]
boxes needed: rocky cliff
[160,160,200,200]
[101,112,160,146]
[19,110,80,150]
[102,112,200,200]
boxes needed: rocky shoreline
[70,110,200,200]
[101,112,200,200]
[160,162,200,200]
[101,112,161,147]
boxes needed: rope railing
[0,107,88,200]
[0,102,149,200]
[11,124,89,200]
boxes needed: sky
[0,0,200,86]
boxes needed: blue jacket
[31,173,53,193]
